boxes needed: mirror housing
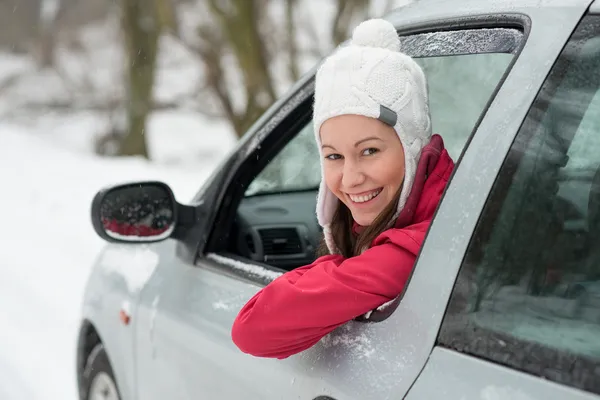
[91,181,184,244]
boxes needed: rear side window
[414,52,513,160]
[403,28,522,160]
[438,15,600,394]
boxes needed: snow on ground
[0,123,235,400]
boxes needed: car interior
[234,190,321,271]
[228,106,323,271]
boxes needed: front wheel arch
[76,320,103,399]
[82,342,121,400]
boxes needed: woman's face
[320,114,405,226]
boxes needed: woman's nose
[341,160,365,188]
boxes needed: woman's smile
[346,188,383,205]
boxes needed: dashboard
[233,190,322,271]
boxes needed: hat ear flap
[316,179,339,228]
[316,180,341,255]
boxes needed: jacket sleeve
[230,233,419,359]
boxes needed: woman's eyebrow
[321,144,336,150]
[354,137,383,147]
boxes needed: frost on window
[245,122,321,197]
[206,253,282,282]
[401,28,522,58]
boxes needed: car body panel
[405,347,600,400]
[384,0,592,25]
[77,0,598,399]
[78,244,166,400]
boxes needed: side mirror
[91,181,178,243]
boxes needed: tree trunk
[155,0,180,37]
[38,23,56,67]
[285,0,300,82]
[119,0,160,158]
[207,0,277,137]
[37,0,62,68]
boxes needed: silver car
[77,0,600,399]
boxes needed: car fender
[78,242,167,400]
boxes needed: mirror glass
[99,184,176,241]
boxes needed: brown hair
[316,185,403,258]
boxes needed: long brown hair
[317,185,403,258]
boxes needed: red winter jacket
[231,134,455,359]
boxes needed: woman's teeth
[349,189,381,203]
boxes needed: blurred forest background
[0,0,409,162]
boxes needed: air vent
[259,228,302,256]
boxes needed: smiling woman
[230,18,455,359]
[319,114,408,256]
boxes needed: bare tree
[36,0,84,67]
[187,0,277,137]
[119,0,160,158]
[155,0,180,37]
[36,0,62,67]
[285,0,300,82]
[179,0,397,138]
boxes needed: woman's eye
[362,148,379,156]
[325,154,342,160]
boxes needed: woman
[231,18,455,359]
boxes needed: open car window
[245,122,319,197]
[210,23,525,281]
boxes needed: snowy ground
[0,123,235,400]
[0,20,237,400]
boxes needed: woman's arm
[231,232,420,359]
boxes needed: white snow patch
[206,253,283,281]
[321,333,375,359]
[212,301,232,311]
[98,246,160,294]
[211,294,247,311]
[0,123,227,400]
[481,386,535,400]
[149,295,160,358]
[121,299,131,315]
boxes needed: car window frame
[196,14,530,288]
[437,13,600,395]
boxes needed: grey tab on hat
[378,105,397,127]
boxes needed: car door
[407,9,600,400]
[133,5,535,400]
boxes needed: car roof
[386,0,592,27]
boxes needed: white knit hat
[313,18,432,254]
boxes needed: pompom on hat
[313,18,432,254]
